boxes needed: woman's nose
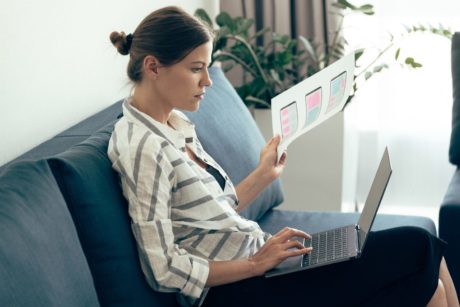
[201,70,212,87]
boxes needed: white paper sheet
[271,53,355,161]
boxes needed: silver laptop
[266,147,392,278]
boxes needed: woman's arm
[206,227,311,287]
[235,135,286,213]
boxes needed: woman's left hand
[234,135,287,212]
[257,134,287,183]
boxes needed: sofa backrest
[0,160,99,307]
[48,122,178,307]
[185,67,284,220]
[450,32,460,165]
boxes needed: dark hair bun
[110,31,131,55]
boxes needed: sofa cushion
[48,122,178,307]
[185,67,284,221]
[258,209,437,236]
[450,32,460,165]
[0,160,99,307]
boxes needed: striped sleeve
[115,129,209,301]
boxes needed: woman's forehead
[182,42,213,65]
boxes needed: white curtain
[342,0,460,226]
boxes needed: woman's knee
[366,226,436,267]
[427,279,447,307]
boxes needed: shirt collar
[122,98,197,152]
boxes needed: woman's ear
[143,55,159,79]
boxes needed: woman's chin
[187,101,201,112]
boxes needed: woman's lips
[194,93,205,99]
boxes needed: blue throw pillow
[185,67,284,221]
[48,122,178,307]
[0,160,99,307]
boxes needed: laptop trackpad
[265,254,303,277]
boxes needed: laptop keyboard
[302,227,349,267]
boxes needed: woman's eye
[191,67,202,73]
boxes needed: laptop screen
[357,148,392,250]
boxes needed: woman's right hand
[249,227,312,276]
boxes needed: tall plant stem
[214,51,258,77]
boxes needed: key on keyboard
[302,227,349,267]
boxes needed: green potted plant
[195,0,452,109]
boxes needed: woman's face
[154,41,213,112]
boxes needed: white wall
[0,0,218,166]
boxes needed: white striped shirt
[108,100,269,306]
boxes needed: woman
[108,6,458,307]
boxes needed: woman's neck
[131,84,172,125]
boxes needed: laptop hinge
[355,224,362,256]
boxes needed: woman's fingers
[272,134,281,146]
[252,228,314,274]
[286,246,313,257]
[278,150,287,165]
[272,227,311,243]
[282,239,307,250]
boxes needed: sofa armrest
[439,167,460,292]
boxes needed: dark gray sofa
[440,32,460,295]
[0,67,436,306]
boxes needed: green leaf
[213,37,227,52]
[404,57,423,68]
[298,35,318,63]
[218,26,230,37]
[216,12,234,30]
[372,63,388,73]
[272,33,289,45]
[194,9,213,27]
[305,65,317,77]
[405,57,415,65]
[238,18,254,34]
[251,27,271,41]
[337,0,357,10]
[276,51,293,66]
[395,48,400,60]
[354,48,365,61]
[270,69,282,84]
[358,4,374,15]
[364,71,372,80]
[287,39,297,51]
[332,2,347,10]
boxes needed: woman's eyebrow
[190,61,206,65]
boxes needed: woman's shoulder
[111,117,169,152]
